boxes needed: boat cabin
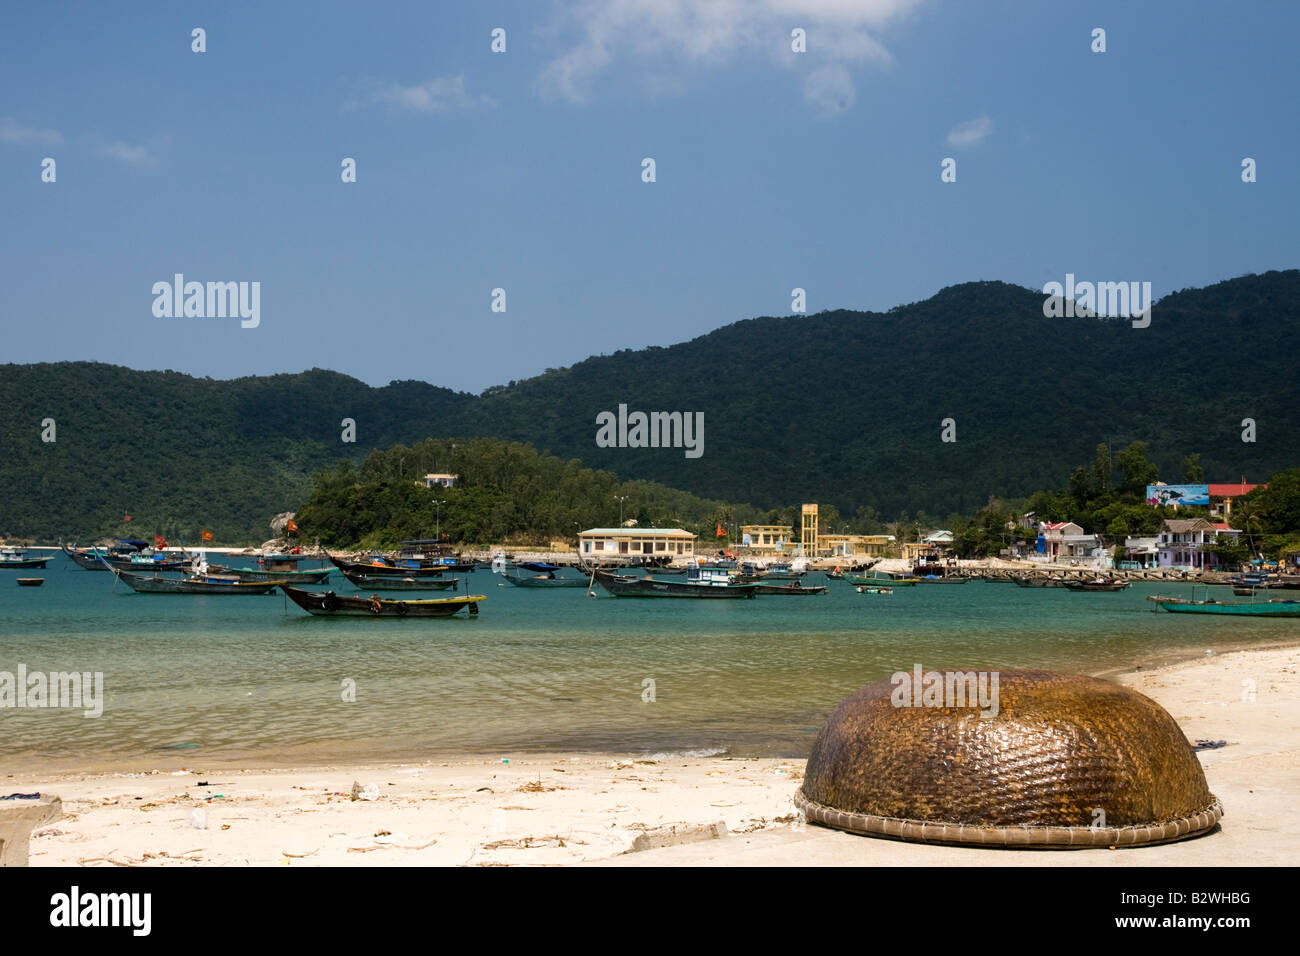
[686,565,737,587]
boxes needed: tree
[1182,453,1205,482]
[1116,441,1159,497]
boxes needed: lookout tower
[801,503,819,556]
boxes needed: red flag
[716,523,726,537]
[123,514,132,522]
[154,534,167,548]
[201,529,214,541]
[287,518,299,533]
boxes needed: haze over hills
[2,270,1296,542]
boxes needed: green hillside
[2,270,1296,542]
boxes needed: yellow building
[579,528,695,559]
[818,534,894,558]
[801,504,819,555]
[741,525,793,553]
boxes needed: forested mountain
[2,270,1296,542]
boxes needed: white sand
[13,644,1299,866]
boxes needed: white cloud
[101,141,158,167]
[366,75,496,114]
[537,0,923,114]
[0,117,63,146]
[946,113,992,148]
[803,64,856,118]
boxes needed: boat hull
[501,570,590,588]
[327,554,450,578]
[845,574,918,587]
[0,558,48,569]
[753,583,828,595]
[281,585,483,617]
[1157,600,1300,617]
[113,568,281,594]
[204,563,332,584]
[342,570,459,591]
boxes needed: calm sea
[1,557,1295,768]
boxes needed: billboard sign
[1146,484,1209,507]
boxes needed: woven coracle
[795,669,1222,848]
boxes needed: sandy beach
[11,643,1299,867]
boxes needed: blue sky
[3,1,1296,392]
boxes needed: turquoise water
[1,558,1296,767]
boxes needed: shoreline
[11,641,1300,866]
[5,635,1298,777]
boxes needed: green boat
[1150,594,1300,617]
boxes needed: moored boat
[327,553,449,578]
[1064,578,1130,592]
[342,569,459,591]
[1012,575,1067,588]
[845,571,919,587]
[195,558,332,584]
[280,584,483,617]
[500,567,590,588]
[17,577,44,587]
[753,582,827,595]
[107,564,282,594]
[1149,595,1300,616]
[593,567,757,598]
[0,547,49,569]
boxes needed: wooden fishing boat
[1012,576,1066,588]
[1149,594,1300,617]
[326,553,448,578]
[61,544,115,570]
[0,547,48,569]
[917,574,968,584]
[753,582,827,595]
[593,568,757,599]
[500,567,589,588]
[199,562,331,584]
[855,585,894,594]
[394,540,477,573]
[280,584,482,617]
[1064,578,1130,592]
[108,564,281,594]
[845,572,918,587]
[343,569,459,591]
[17,577,44,587]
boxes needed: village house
[740,525,793,554]
[1208,482,1263,520]
[820,534,894,559]
[579,527,695,560]
[1157,518,1240,570]
[1035,521,1084,562]
[422,473,458,489]
[1121,535,1161,569]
